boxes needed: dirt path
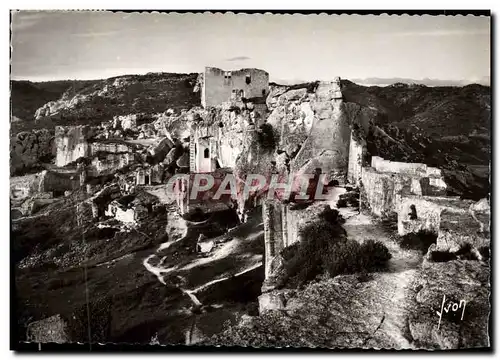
[142,210,264,298]
[341,211,423,348]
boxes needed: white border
[2,2,497,359]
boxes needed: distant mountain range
[272,76,490,87]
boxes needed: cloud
[11,11,64,31]
[225,56,251,62]
[388,29,489,37]
[73,31,121,38]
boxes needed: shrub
[399,230,437,254]
[277,208,391,289]
[358,239,392,269]
[277,210,346,288]
[318,206,345,225]
[429,242,485,262]
[336,190,360,209]
[336,198,348,208]
[323,239,392,277]
[256,123,276,151]
[322,240,362,277]
[454,242,477,260]
[429,251,457,262]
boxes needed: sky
[10,11,491,85]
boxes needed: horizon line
[10,74,490,88]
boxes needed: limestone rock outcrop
[55,125,92,167]
[267,80,350,183]
[409,260,490,349]
[34,94,88,120]
[10,129,55,175]
[113,114,137,130]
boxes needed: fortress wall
[371,156,427,176]
[38,170,80,193]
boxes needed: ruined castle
[201,67,269,108]
[12,66,483,297]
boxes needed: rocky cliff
[55,126,93,167]
[32,73,200,128]
[10,129,55,175]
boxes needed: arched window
[204,148,210,158]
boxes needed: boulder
[258,291,286,313]
[10,129,55,175]
[26,314,70,343]
[197,240,215,253]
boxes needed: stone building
[136,168,148,185]
[201,67,269,108]
[189,114,258,173]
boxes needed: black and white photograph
[9,10,492,350]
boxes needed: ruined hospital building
[201,67,270,108]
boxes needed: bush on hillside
[256,123,276,151]
[358,239,392,269]
[277,207,391,289]
[398,230,437,254]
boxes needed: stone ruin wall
[262,200,328,279]
[89,153,136,177]
[396,194,489,262]
[361,156,448,217]
[10,169,80,201]
[189,104,259,173]
[347,131,363,186]
[38,170,81,194]
[54,124,147,178]
[90,141,132,154]
[173,171,235,216]
[360,156,490,255]
[202,67,269,108]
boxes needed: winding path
[341,211,423,348]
